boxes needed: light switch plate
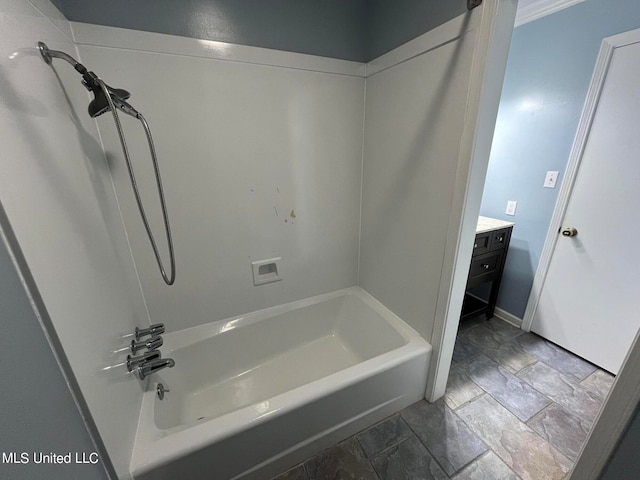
[544,171,559,188]
[506,200,517,216]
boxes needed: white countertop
[476,216,515,234]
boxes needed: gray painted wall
[51,0,470,62]
[600,405,640,479]
[56,0,367,61]
[365,0,468,60]
[0,226,107,480]
[479,0,640,318]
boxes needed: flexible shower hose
[97,79,176,285]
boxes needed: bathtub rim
[130,286,431,476]
[160,286,420,353]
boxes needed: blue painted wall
[480,0,640,318]
[0,230,107,480]
[51,0,468,62]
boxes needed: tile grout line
[360,430,412,460]
[399,410,456,478]
[525,405,580,464]
[445,394,497,478]
[352,434,383,480]
[446,370,487,412]
[465,353,551,423]
[450,449,524,480]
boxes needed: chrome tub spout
[127,350,161,372]
[137,358,175,380]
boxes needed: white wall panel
[359,20,476,339]
[76,31,365,330]
[0,1,149,477]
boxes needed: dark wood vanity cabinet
[461,225,513,321]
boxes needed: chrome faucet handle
[131,335,163,355]
[126,350,161,372]
[135,323,165,340]
[137,358,175,380]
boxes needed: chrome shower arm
[37,41,104,98]
[38,41,81,68]
[38,41,128,108]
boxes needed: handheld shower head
[38,41,176,286]
[88,83,137,118]
[88,86,110,118]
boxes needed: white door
[531,33,640,374]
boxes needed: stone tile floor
[270,317,615,480]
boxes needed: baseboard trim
[463,293,523,329]
[494,307,523,328]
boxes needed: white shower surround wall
[360,14,478,341]
[131,287,431,480]
[73,24,366,332]
[71,2,490,348]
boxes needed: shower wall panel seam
[26,0,74,41]
[70,22,367,78]
[70,28,154,328]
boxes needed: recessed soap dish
[251,257,282,285]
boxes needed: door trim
[426,0,518,401]
[521,28,640,332]
[515,0,586,28]
[571,328,640,479]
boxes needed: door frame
[426,0,518,401]
[520,27,640,478]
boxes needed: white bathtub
[130,287,432,480]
